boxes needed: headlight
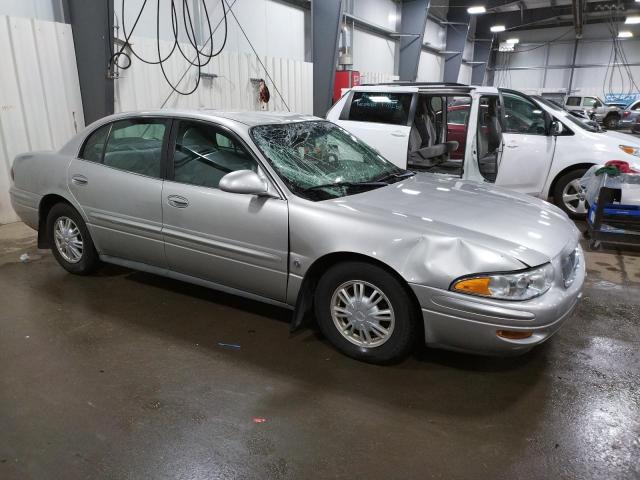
[619,145,640,157]
[451,263,555,301]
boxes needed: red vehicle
[446,104,470,159]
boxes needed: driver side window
[172,121,257,189]
[502,93,547,135]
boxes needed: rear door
[161,119,289,302]
[330,90,416,168]
[495,90,555,196]
[68,117,170,267]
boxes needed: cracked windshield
[250,121,413,201]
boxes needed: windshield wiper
[374,170,416,183]
[302,180,388,193]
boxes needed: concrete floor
[0,222,639,480]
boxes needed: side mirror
[550,120,564,136]
[219,170,275,197]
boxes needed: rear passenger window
[103,119,168,177]
[172,121,257,189]
[348,92,412,125]
[566,97,580,107]
[80,124,111,162]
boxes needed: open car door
[494,89,556,196]
[463,92,503,183]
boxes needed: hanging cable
[109,0,228,96]
[159,0,238,107]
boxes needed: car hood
[601,130,640,146]
[333,174,580,267]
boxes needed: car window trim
[166,117,285,199]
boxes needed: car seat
[408,98,459,169]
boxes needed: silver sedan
[9,110,585,363]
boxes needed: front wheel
[603,114,620,129]
[46,203,100,275]
[314,261,419,364]
[553,168,589,219]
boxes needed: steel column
[398,0,431,81]
[470,39,492,85]
[312,0,343,117]
[62,0,114,124]
[443,1,470,83]
[567,38,579,93]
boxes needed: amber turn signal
[619,146,636,155]
[452,277,491,296]
[496,330,533,340]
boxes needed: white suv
[327,83,640,218]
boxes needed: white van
[327,83,640,218]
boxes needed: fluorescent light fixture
[490,25,506,32]
[625,16,640,24]
[618,31,634,38]
[467,6,486,14]
[506,38,520,44]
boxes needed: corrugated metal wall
[0,15,84,224]
[114,37,313,114]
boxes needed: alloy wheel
[54,216,84,263]
[330,280,395,348]
[562,179,588,215]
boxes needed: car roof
[102,109,321,127]
[350,83,498,94]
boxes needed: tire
[603,114,620,130]
[553,168,589,220]
[314,261,419,364]
[46,203,100,275]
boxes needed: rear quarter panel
[10,152,79,229]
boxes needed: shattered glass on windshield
[250,121,410,201]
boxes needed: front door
[495,90,555,196]
[68,117,170,267]
[161,119,289,302]
[331,90,415,168]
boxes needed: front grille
[561,248,579,288]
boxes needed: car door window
[582,97,597,107]
[566,97,580,107]
[102,119,168,177]
[172,121,258,189]
[347,92,412,125]
[632,102,640,111]
[80,124,111,163]
[502,92,547,135]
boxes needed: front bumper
[409,248,586,356]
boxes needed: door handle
[167,195,189,208]
[391,131,408,137]
[505,144,519,149]
[71,174,88,185]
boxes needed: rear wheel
[46,203,100,275]
[314,261,419,364]
[553,168,589,219]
